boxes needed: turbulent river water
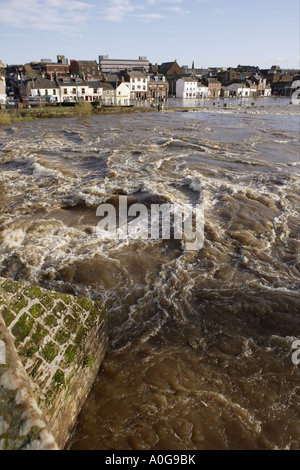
[0,103,299,450]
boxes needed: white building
[57,77,89,102]
[246,80,258,96]
[86,80,103,102]
[113,82,131,106]
[25,77,60,103]
[224,83,251,97]
[99,55,149,74]
[197,83,209,98]
[176,77,198,98]
[0,76,6,105]
[264,85,272,97]
[125,71,148,100]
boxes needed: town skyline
[0,0,299,69]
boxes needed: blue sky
[0,0,299,69]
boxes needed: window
[45,89,48,95]
[94,88,97,94]
[64,88,67,94]
[53,89,56,95]
[72,88,76,94]
[137,85,141,90]
[81,88,85,94]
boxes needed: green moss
[55,328,70,345]
[52,301,67,316]
[76,297,93,312]
[31,323,48,344]
[71,304,83,320]
[64,344,78,363]
[86,306,101,327]
[74,326,88,345]
[21,343,38,358]
[59,294,72,305]
[11,313,35,344]
[41,341,59,363]
[1,306,15,326]
[63,314,78,334]
[84,354,94,367]
[23,285,43,299]
[29,302,45,318]
[29,357,42,378]
[52,292,72,304]
[53,369,65,389]
[39,293,54,309]
[12,295,28,314]
[1,280,19,294]
[45,314,58,327]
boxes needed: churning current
[0,105,299,450]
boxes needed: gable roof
[100,82,114,91]
[126,71,146,79]
[29,77,58,89]
[158,61,182,75]
[180,76,198,82]
[57,77,88,87]
[87,80,102,88]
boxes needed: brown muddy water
[0,106,299,450]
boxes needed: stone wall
[0,276,107,449]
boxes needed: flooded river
[0,104,299,450]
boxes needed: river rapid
[0,104,299,450]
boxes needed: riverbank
[0,104,156,125]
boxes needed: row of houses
[23,71,168,105]
[175,76,272,99]
[1,55,300,107]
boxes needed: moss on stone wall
[0,276,108,449]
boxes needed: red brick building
[70,60,100,79]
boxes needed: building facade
[25,77,60,103]
[86,80,103,102]
[146,74,168,102]
[176,77,198,98]
[99,55,150,74]
[113,82,131,106]
[70,60,100,79]
[206,78,222,98]
[57,77,89,102]
[124,71,148,100]
[0,76,6,105]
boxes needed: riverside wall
[0,276,107,450]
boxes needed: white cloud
[165,6,190,14]
[103,0,136,22]
[102,0,188,23]
[213,7,228,15]
[147,0,183,3]
[0,0,92,33]
[134,12,166,22]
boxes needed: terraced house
[25,76,60,103]
[124,70,148,100]
[57,77,89,102]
